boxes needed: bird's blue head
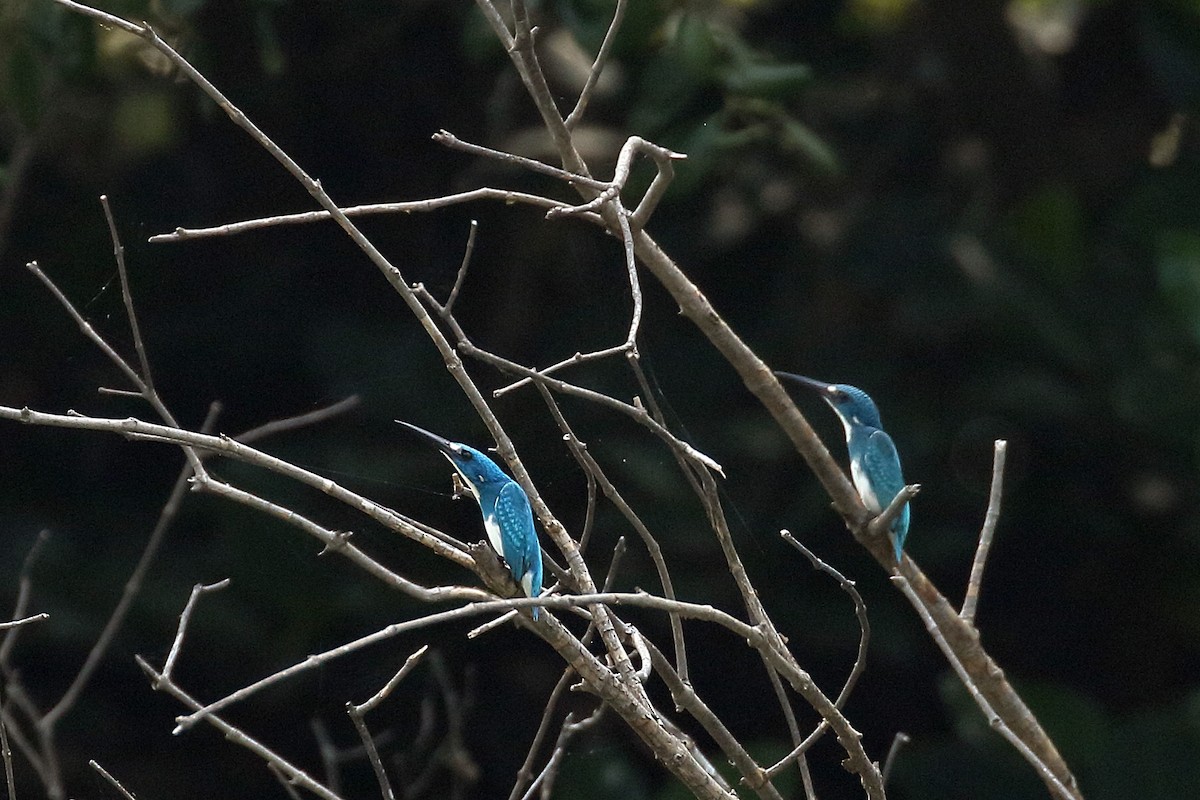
[776,372,883,432]
[395,420,512,500]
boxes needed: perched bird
[396,420,544,619]
[776,372,910,562]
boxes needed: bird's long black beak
[775,371,833,394]
[394,419,456,455]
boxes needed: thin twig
[577,469,599,555]
[508,537,624,800]
[351,645,430,717]
[346,647,431,800]
[545,136,684,224]
[137,657,346,800]
[868,483,920,541]
[1,529,51,677]
[642,638,782,800]
[309,718,341,795]
[563,0,627,129]
[493,345,629,398]
[444,220,478,314]
[167,588,836,733]
[148,189,589,243]
[162,579,231,680]
[0,614,48,631]
[450,341,724,475]
[881,732,910,784]
[433,130,606,189]
[101,195,155,390]
[194,475,487,604]
[961,440,1007,625]
[0,690,15,800]
[268,762,307,800]
[233,395,361,444]
[0,405,477,572]
[496,197,642,398]
[24,260,204,476]
[89,760,138,800]
[532,385,687,682]
[526,706,607,800]
[42,402,223,731]
[768,532,871,778]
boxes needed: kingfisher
[775,372,910,563]
[396,420,544,619]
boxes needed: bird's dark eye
[460,450,474,461]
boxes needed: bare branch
[0,690,15,800]
[493,345,629,398]
[892,575,1076,799]
[0,405,476,572]
[432,130,607,191]
[767,532,872,778]
[0,614,48,631]
[563,0,627,130]
[546,136,685,226]
[867,483,920,554]
[508,537,625,800]
[643,639,783,800]
[962,439,1007,625]
[148,190,585,243]
[233,395,361,444]
[136,657,346,800]
[24,260,205,477]
[472,0,593,179]
[892,557,1082,797]
[168,588,832,735]
[452,341,724,475]
[496,189,643,398]
[533,385,688,681]
[89,760,138,800]
[444,220,478,315]
[101,195,155,390]
[525,705,606,800]
[42,402,222,733]
[881,732,910,785]
[162,579,231,680]
[347,645,430,800]
[352,645,431,718]
[194,475,487,604]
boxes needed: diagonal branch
[563,0,626,129]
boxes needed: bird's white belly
[483,514,504,557]
[851,460,882,513]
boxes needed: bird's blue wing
[863,429,909,560]
[495,481,544,615]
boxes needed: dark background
[3,0,1200,798]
